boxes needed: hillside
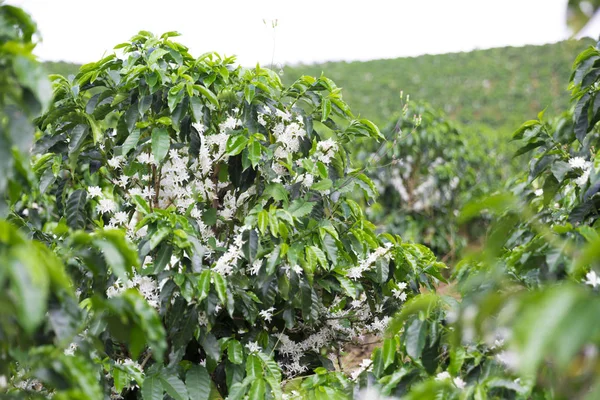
[282,39,595,133]
[42,61,81,78]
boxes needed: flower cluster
[568,156,593,187]
[435,371,466,389]
[347,243,393,280]
[106,272,160,309]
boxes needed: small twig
[140,351,153,369]
[336,346,344,373]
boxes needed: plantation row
[282,40,594,132]
[1,3,600,400]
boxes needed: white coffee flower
[575,168,591,187]
[435,371,451,381]
[108,155,125,169]
[64,342,78,356]
[97,198,117,214]
[245,341,261,354]
[568,157,590,170]
[453,376,466,389]
[259,307,276,323]
[585,270,600,288]
[88,186,103,198]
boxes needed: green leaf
[202,208,217,226]
[143,227,170,255]
[311,179,332,192]
[7,244,50,334]
[212,271,227,305]
[257,210,269,235]
[142,376,163,400]
[266,245,281,275]
[308,246,328,270]
[186,365,211,400]
[371,347,385,378]
[122,128,141,155]
[321,233,338,265]
[321,98,331,122]
[513,285,585,375]
[113,367,128,393]
[242,229,259,263]
[512,119,540,140]
[226,135,249,156]
[39,168,56,194]
[258,352,282,381]
[248,140,261,167]
[94,236,132,281]
[335,275,357,299]
[151,127,170,163]
[159,375,189,400]
[248,378,266,400]
[244,85,256,104]
[84,113,103,144]
[198,270,211,302]
[105,290,166,361]
[68,124,89,155]
[200,332,221,363]
[288,199,315,218]
[246,354,262,378]
[153,244,173,274]
[66,189,87,230]
[264,183,288,205]
[132,195,152,214]
[448,347,465,376]
[190,97,204,122]
[228,340,244,364]
[382,337,396,368]
[139,95,153,115]
[196,85,219,107]
[405,318,427,360]
[228,381,249,400]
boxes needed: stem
[140,351,153,369]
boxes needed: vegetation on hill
[42,60,80,77]
[283,39,594,135]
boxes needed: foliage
[0,1,50,214]
[345,40,600,399]
[2,24,446,399]
[361,101,504,261]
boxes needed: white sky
[12,0,573,67]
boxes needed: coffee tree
[363,101,482,261]
[10,30,446,399]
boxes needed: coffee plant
[363,101,491,261]
[1,12,447,398]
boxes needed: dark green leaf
[228,340,244,365]
[186,365,211,400]
[159,375,189,400]
[141,376,163,400]
[151,127,170,163]
[66,189,87,230]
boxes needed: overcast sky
[12,0,573,67]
